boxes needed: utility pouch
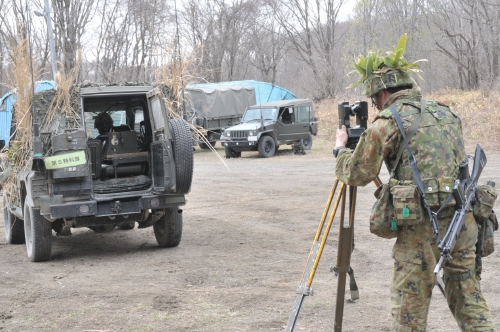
[391,184,424,226]
[422,177,456,208]
[473,184,497,222]
[480,211,498,257]
[369,183,398,239]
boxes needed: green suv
[220,99,318,158]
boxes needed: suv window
[279,107,295,124]
[296,106,310,123]
[85,110,127,138]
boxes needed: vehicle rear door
[146,88,175,193]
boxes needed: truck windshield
[241,108,277,122]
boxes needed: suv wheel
[258,136,275,158]
[24,202,52,262]
[224,146,241,158]
[3,196,25,244]
[169,119,194,194]
[153,208,182,247]
[301,132,313,150]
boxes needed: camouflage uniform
[335,88,496,331]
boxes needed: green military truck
[220,99,318,158]
[2,84,193,262]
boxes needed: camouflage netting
[0,81,177,201]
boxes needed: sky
[339,0,357,22]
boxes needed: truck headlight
[226,132,231,137]
[248,131,254,136]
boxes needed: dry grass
[2,37,38,204]
[315,89,500,153]
[153,45,205,119]
[41,52,82,135]
[153,46,228,167]
[427,89,500,152]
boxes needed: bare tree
[51,0,96,75]
[181,0,259,82]
[427,0,500,89]
[246,3,289,84]
[270,0,349,99]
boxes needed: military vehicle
[186,80,296,149]
[220,99,318,158]
[2,84,193,262]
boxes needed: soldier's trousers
[391,212,496,331]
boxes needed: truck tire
[3,198,25,244]
[301,132,313,150]
[24,202,52,262]
[198,141,216,149]
[224,146,241,158]
[169,119,193,194]
[258,136,275,158]
[153,208,182,248]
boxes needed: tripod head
[338,101,368,149]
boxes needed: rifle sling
[388,104,440,241]
[390,99,426,177]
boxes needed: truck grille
[151,142,165,189]
[229,131,248,139]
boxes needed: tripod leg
[300,179,339,280]
[285,180,346,332]
[333,186,357,332]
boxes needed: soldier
[94,111,113,136]
[333,36,496,331]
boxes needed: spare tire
[169,119,194,194]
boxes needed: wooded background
[1,0,499,100]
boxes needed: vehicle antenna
[27,2,44,171]
[174,0,187,121]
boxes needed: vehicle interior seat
[112,124,132,132]
[281,108,292,124]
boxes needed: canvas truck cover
[188,80,296,105]
[185,84,256,119]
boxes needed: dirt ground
[1,139,499,332]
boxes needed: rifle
[434,144,487,275]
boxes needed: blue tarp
[187,80,297,105]
[0,81,56,146]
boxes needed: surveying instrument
[285,101,373,332]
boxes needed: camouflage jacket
[335,89,466,197]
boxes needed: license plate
[44,150,87,170]
[248,136,257,142]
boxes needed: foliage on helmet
[347,33,427,97]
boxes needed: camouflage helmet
[348,34,425,97]
[362,67,415,97]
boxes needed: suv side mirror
[0,140,5,150]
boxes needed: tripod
[285,176,382,332]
